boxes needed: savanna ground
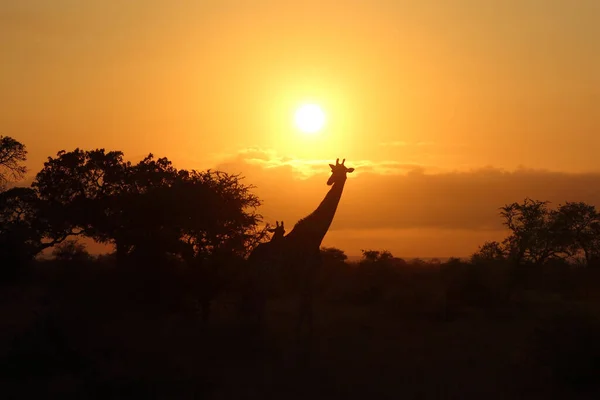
[2,139,600,398]
[2,254,600,400]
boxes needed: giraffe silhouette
[284,158,354,339]
[243,221,286,327]
[267,220,286,242]
[246,158,355,345]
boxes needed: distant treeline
[3,136,600,397]
[4,135,600,272]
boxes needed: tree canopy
[471,198,600,267]
[30,149,264,263]
[0,136,27,189]
[0,146,265,277]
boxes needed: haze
[1,0,599,257]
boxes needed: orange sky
[1,1,599,257]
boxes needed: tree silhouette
[360,249,395,264]
[471,241,506,264]
[0,187,46,279]
[32,148,130,256]
[51,239,92,263]
[0,136,33,274]
[0,136,27,189]
[498,198,600,267]
[32,149,263,265]
[30,148,265,321]
[320,247,348,265]
[500,198,566,265]
[553,202,600,266]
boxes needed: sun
[294,104,326,134]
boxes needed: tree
[500,198,567,265]
[32,148,265,321]
[52,239,92,263]
[320,247,348,265]
[172,169,263,260]
[0,186,77,265]
[553,202,600,266]
[360,249,394,263]
[32,149,264,264]
[0,187,43,279]
[471,241,506,264]
[32,148,130,252]
[0,136,27,189]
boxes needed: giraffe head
[267,220,285,239]
[327,158,354,186]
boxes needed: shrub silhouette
[530,307,600,393]
[4,138,600,398]
[0,135,27,189]
[51,240,92,263]
[32,150,263,264]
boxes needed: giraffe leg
[294,290,315,366]
[296,294,309,335]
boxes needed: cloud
[218,147,429,178]
[0,6,82,39]
[213,148,600,235]
[378,141,438,147]
[379,141,408,147]
[336,166,600,232]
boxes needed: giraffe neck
[286,179,346,248]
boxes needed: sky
[1,0,599,257]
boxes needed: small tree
[0,136,27,190]
[360,249,394,263]
[32,150,264,264]
[471,241,506,264]
[321,247,348,265]
[553,202,600,266]
[317,247,349,297]
[0,187,42,280]
[500,198,567,265]
[52,240,92,263]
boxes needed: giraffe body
[246,159,354,338]
[243,221,286,326]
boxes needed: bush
[51,240,92,263]
[530,307,600,393]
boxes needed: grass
[1,259,600,399]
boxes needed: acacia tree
[471,241,506,264]
[0,187,70,278]
[31,147,266,319]
[321,247,348,265]
[32,148,264,264]
[0,136,27,190]
[553,202,600,266]
[0,138,38,279]
[492,199,600,267]
[0,188,42,273]
[500,198,568,265]
[32,148,130,247]
[360,249,394,263]
[52,239,92,263]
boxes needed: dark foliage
[0,135,27,188]
[2,138,600,398]
[31,149,263,263]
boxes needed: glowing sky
[1,1,599,256]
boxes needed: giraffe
[243,221,286,327]
[266,220,286,243]
[281,158,355,339]
[247,220,285,268]
[242,159,354,341]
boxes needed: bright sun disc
[294,104,326,134]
